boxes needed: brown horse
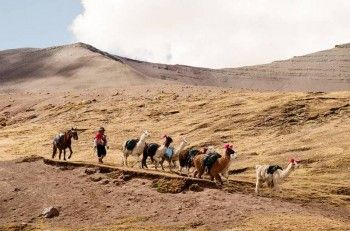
[52,128,79,161]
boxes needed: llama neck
[217,153,231,171]
[137,134,146,146]
[177,141,186,153]
[280,163,294,180]
[172,141,186,159]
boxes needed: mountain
[0,42,349,91]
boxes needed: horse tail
[52,144,57,159]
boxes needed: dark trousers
[97,145,106,158]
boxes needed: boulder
[42,207,59,218]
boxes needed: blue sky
[0,0,82,50]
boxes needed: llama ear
[289,158,295,163]
[162,134,167,138]
[224,144,230,149]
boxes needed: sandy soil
[0,157,349,231]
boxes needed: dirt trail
[0,157,349,231]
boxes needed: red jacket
[94,132,107,146]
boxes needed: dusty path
[0,158,349,231]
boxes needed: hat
[224,144,233,149]
[99,127,105,132]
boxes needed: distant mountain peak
[335,43,350,48]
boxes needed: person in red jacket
[94,127,109,163]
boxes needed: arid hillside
[0,86,349,230]
[1,42,350,91]
[1,42,350,230]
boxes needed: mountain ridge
[0,42,349,91]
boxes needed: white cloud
[70,0,350,68]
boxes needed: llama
[122,130,150,167]
[193,144,236,185]
[159,137,189,171]
[142,135,173,170]
[255,158,299,195]
[178,147,208,176]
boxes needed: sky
[1,0,350,68]
[0,0,82,49]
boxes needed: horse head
[69,128,79,140]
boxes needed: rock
[99,167,113,174]
[112,179,124,186]
[42,207,59,218]
[90,176,102,182]
[119,174,132,181]
[101,179,110,185]
[13,187,21,192]
[189,183,204,192]
[85,168,97,175]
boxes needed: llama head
[202,147,208,154]
[181,137,189,145]
[289,158,300,169]
[163,135,173,147]
[224,144,236,158]
[143,130,151,138]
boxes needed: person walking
[94,127,109,163]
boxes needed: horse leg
[52,145,57,159]
[68,146,73,159]
[63,149,67,161]
[58,149,62,160]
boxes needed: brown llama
[193,144,236,185]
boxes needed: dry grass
[0,86,349,230]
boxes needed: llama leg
[197,170,204,179]
[52,145,57,159]
[168,160,173,172]
[273,178,281,193]
[63,149,66,161]
[255,179,263,195]
[214,173,223,185]
[186,167,190,176]
[141,155,148,169]
[193,170,198,178]
[58,149,62,160]
[208,172,214,181]
[159,158,165,171]
[68,146,73,159]
[123,153,128,166]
